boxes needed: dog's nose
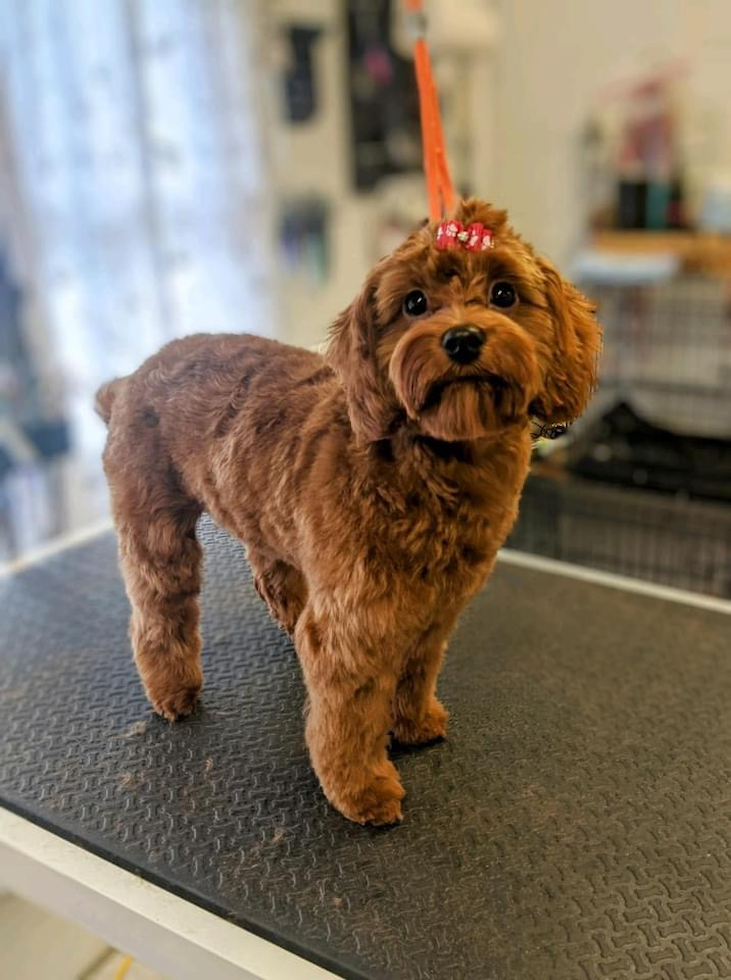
[441,325,485,364]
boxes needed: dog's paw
[392,699,448,745]
[145,663,203,722]
[149,683,201,722]
[347,794,404,827]
[329,763,406,826]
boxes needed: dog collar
[530,419,570,442]
[435,220,494,252]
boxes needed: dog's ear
[327,270,395,444]
[530,256,602,424]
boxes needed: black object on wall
[347,0,421,190]
[283,25,322,124]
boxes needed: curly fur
[98,199,601,824]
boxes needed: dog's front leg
[248,551,307,637]
[392,612,460,745]
[295,604,406,825]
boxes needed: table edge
[0,807,340,980]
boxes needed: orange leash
[405,0,456,220]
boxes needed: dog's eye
[403,289,429,317]
[489,281,517,309]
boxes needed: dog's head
[328,199,601,444]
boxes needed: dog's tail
[94,377,125,425]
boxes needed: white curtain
[0,0,276,539]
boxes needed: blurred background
[1,0,730,595]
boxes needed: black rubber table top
[2,519,731,980]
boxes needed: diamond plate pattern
[2,518,731,979]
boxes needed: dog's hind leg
[115,506,204,721]
[249,553,307,637]
[105,439,204,720]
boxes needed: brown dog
[97,199,600,825]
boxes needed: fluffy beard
[389,322,541,442]
[418,376,528,441]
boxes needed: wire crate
[509,472,731,598]
[587,273,731,439]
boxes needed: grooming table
[2,519,731,980]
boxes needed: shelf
[591,230,731,276]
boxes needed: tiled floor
[0,892,168,980]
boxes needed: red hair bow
[435,220,494,252]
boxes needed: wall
[490,0,731,265]
[267,0,374,348]
[267,0,731,336]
